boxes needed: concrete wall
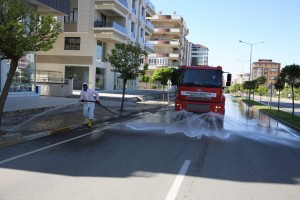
[38,79,73,97]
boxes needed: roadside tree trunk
[120,79,127,112]
[0,58,19,126]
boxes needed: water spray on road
[126,109,300,148]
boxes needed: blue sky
[149,0,300,78]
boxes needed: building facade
[36,0,156,91]
[186,43,209,66]
[0,0,70,97]
[147,13,189,73]
[252,59,281,87]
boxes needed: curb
[0,132,23,148]
[260,110,300,132]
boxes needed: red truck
[171,65,231,115]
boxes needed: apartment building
[252,59,281,87]
[186,43,209,66]
[0,0,70,97]
[147,13,189,73]
[36,0,156,91]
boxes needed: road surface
[0,96,300,200]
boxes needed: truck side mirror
[226,73,232,86]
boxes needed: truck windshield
[180,69,222,87]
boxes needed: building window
[65,37,80,50]
[96,41,106,62]
[131,22,135,38]
[65,9,78,23]
[270,68,278,72]
[96,68,105,90]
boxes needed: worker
[80,82,100,128]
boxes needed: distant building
[252,59,281,87]
[147,13,189,73]
[187,43,209,66]
[233,73,250,84]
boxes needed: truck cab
[172,65,231,115]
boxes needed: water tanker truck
[171,65,231,115]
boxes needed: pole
[239,40,265,100]
[270,84,272,109]
[248,44,252,100]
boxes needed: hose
[79,100,123,116]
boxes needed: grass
[240,98,300,130]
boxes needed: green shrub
[150,84,157,89]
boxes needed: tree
[255,76,267,87]
[280,64,300,117]
[139,74,151,89]
[243,80,256,100]
[151,67,173,101]
[256,86,268,102]
[108,43,148,111]
[0,0,61,126]
[274,75,285,112]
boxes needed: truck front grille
[187,96,211,101]
[187,104,210,112]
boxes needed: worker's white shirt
[80,88,99,101]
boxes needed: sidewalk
[0,90,174,148]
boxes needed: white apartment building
[36,0,156,91]
[147,13,189,73]
[0,0,70,96]
[187,43,209,66]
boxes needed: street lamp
[239,40,264,99]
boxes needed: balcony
[168,53,179,60]
[145,41,154,52]
[154,28,181,36]
[31,0,70,15]
[148,53,179,60]
[146,0,155,16]
[145,20,154,34]
[151,40,180,47]
[95,0,128,18]
[94,21,127,43]
[148,15,184,26]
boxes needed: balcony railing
[94,21,127,35]
[146,20,154,30]
[145,41,153,49]
[118,0,128,8]
[146,0,155,11]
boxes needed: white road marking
[0,116,145,165]
[165,160,191,200]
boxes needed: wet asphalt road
[0,97,300,200]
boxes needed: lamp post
[239,40,264,99]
